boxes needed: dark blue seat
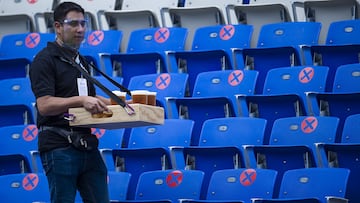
[0,78,36,127]
[166,69,258,145]
[252,168,350,203]
[128,73,189,117]
[307,63,360,141]
[0,173,50,202]
[105,27,188,87]
[133,169,204,203]
[303,19,360,91]
[235,22,321,94]
[110,119,194,200]
[245,116,339,197]
[79,30,122,75]
[0,32,55,80]
[167,24,253,95]
[316,143,360,203]
[171,117,267,199]
[238,65,328,143]
[0,124,39,173]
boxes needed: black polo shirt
[30,42,96,152]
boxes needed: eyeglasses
[62,19,88,27]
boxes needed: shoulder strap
[59,55,135,115]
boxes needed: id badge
[77,78,88,96]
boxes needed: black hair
[53,1,85,22]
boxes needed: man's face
[55,10,86,49]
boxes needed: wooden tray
[69,104,164,129]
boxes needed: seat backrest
[206,168,277,202]
[332,63,360,93]
[198,117,267,147]
[293,0,359,44]
[127,27,188,54]
[0,78,36,126]
[279,168,350,200]
[192,24,253,51]
[107,171,131,201]
[0,0,53,38]
[0,32,55,60]
[134,169,204,202]
[269,116,339,149]
[92,128,125,149]
[0,173,50,202]
[80,30,122,54]
[0,77,35,106]
[341,114,360,143]
[192,69,258,106]
[257,22,321,48]
[128,73,189,107]
[263,66,328,99]
[127,119,194,149]
[227,3,292,48]
[326,19,360,45]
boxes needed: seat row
[1,116,360,201]
[1,19,359,94]
[0,167,351,203]
[1,63,360,142]
[1,0,359,51]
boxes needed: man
[30,2,111,202]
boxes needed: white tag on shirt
[77,78,88,96]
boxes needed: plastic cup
[147,91,157,106]
[110,90,126,105]
[131,90,148,105]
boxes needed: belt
[39,126,89,144]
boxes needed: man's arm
[36,95,109,116]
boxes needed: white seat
[0,0,53,40]
[292,0,360,44]
[163,0,241,50]
[102,0,178,52]
[226,2,292,47]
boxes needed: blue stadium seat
[307,63,360,141]
[0,154,32,176]
[167,24,253,95]
[133,169,204,203]
[205,168,277,203]
[171,117,267,199]
[110,119,194,200]
[257,168,350,203]
[0,78,36,127]
[182,168,277,203]
[128,73,189,117]
[245,116,339,197]
[166,69,258,145]
[316,143,360,203]
[105,27,188,87]
[0,32,55,80]
[238,65,328,143]
[108,171,131,202]
[303,19,360,91]
[0,125,39,172]
[341,114,360,143]
[0,173,50,202]
[235,22,321,94]
[252,168,349,203]
[332,63,360,93]
[79,30,122,75]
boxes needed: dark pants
[40,146,109,203]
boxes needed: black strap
[58,55,135,115]
[78,54,132,96]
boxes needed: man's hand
[82,96,109,114]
